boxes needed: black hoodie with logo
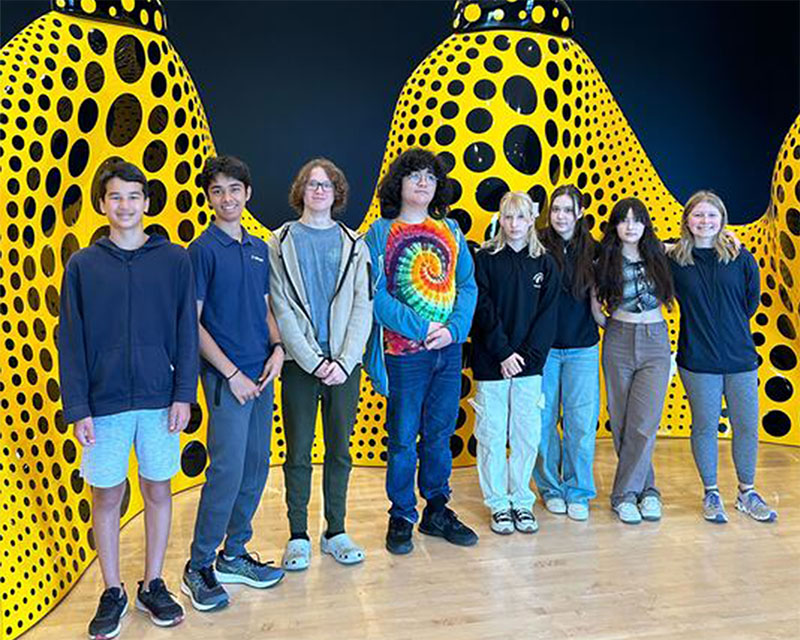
[58,235,199,423]
[471,245,561,381]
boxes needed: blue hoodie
[363,217,477,396]
[58,235,199,423]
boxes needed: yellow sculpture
[1,1,797,637]
[358,0,800,464]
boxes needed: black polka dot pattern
[359,18,800,466]
[0,4,241,637]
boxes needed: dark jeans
[281,361,361,534]
[189,369,273,569]
[385,343,462,523]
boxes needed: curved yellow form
[1,1,798,636]
[356,1,800,466]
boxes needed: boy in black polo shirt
[182,156,285,611]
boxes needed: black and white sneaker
[512,507,539,533]
[135,578,185,627]
[490,509,515,535]
[88,585,128,640]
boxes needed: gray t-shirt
[290,222,342,356]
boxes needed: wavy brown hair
[288,157,349,215]
[538,184,595,298]
[595,197,674,312]
[668,190,740,266]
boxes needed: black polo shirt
[189,223,271,379]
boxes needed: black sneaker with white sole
[135,578,185,627]
[88,585,128,640]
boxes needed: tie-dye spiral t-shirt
[384,218,459,355]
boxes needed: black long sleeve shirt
[669,247,760,374]
[552,240,600,349]
[471,245,560,380]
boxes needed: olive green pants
[281,361,361,534]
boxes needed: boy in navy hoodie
[59,162,198,639]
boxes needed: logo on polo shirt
[532,272,544,288]
[251,254,264,263]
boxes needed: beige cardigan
[268,221,373,375]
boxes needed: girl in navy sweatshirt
[669,190,777,523]
[471,191,560,535]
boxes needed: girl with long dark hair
[593,197,674,524]
[533,185,601,522]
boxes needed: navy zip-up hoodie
[669,247,760,374]
[58,235,199,423]
[471,245,560,380]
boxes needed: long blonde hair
[483,191,546,258]
[669,190,740,266]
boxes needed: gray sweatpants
[602,319,671,506]
[189,368,274,569]
[678,367,759,488]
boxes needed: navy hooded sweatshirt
[669,247,760,374]
[471,245,560,380]
[58,235,199,423]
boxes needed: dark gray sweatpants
[189,368,274,569]
[602,319,671,506]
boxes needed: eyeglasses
[405,171,438,185]
[306,180,334,192]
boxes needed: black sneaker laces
[240,552,276,569]
[97,587,125,617]
[144,579,178,608]
[198,565,221,589]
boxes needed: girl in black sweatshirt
[471,191,560,535]
[669,190,776,523]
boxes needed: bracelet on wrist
[272,342,284,353]
[225,367,239,380]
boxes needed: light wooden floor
[24,440,800,640]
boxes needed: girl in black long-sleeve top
[669,190,776,523]
[471,191,560,535]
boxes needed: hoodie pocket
[132,345,173,395]
[89,347,126,403]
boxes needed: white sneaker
[544,497,567,515]
[566,503,589,521]
[613,501,642,525]
[281,538,311,571]
[638,495,662,521]
[490,509,514,535]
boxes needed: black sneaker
[135,578,185,627]
[385,516,414,555]
[181,560,229,611]
[419,506,479,547]
[88,585,128,640]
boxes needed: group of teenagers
[58,148,778,640]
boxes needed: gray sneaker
[702,491,728,524]
[215,551,284,588]
[181,561,229,612]
[735,489,777,522]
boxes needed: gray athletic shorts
[80,408,179,488]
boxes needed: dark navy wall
[3,1,798,227]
